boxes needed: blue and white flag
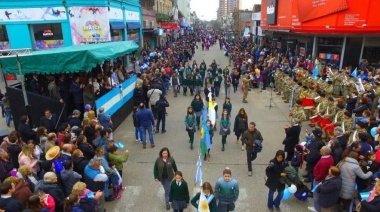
[351,67,358,78]
[312,66,318,80]
[194,155,203,186]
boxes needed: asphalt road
[105,43,314,212]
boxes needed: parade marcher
[191,94,204,129]
[169,171,190,212]
[190,182,217,212]
[204,82,215,103]
[288,99,307,122]
[241,122,263,176]
[283,118,301,162]
[231,70,240,93]
[171,72,180,98]
[213,72,223,97]
[154,147,178,211]
[265,150,288,212]
[242,72,251,103]
[204,120,214,161]
[222,97,232,117]
[219,109,231,151]
[215,168,239,212]
[233,108,248,147]
[184,106,196,150]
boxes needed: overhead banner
[266,0,277,25]
[161,23,178,29]
[261,0,380,33]
[68,7,111,45]
[0,7,67,22]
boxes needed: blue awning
[127,22,141,30]
[110,22,126,30]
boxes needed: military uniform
[371,86,380,113]
[290,105,307,122]
[242,76,250,103]
[342,117,354,137]
[333,110,345,126]
[348,127,367,146]
[324,103,337,121]
[324,84,334,98]
[333,73,343,96]
[315,98,328,115]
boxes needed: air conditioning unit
[143,20,148,27]
[151,21,155,27]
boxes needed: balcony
[157,13,171,23]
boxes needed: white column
[359,36,365,65]
[339,36,347,70]
[312,35,317,61]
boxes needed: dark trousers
[215,86,220,97]
[286,150,294,162]
[246,151,257,172]
[156,113,166,131]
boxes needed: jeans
[313,179,321,212]
[173,85,179,97]
[156,113,166,131]
[140,125,154,145]
[104,174,119,197]
[5,108,11,126]
[134,127,142,140]
[151,104,157,119]
[161,178,171,204]
[195,85,201,95]
[225,85,231,97]
[246,151,257,172]
[267,190,284,209]
[215,86,220,97]
[217,202,235,212]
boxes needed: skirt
[172,200,188,210]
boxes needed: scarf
[367,187,379,202]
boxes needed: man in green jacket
[241,122,264,176]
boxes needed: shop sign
[299,47,305,56]
[125,10,140,22]
[108,7,123,20]
[142,28,154,33]
[0,7,67,22]
[266,0,277,25]
[43,29,53,37]
[161,23,178,29]
[68,7,111,45]
[272,37,280,41]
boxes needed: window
[32,23,63,41]
[0,25,8,41]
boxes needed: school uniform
[169,180,190,210]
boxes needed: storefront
[260,0,380,69]
[0,0,142,49]
[0,25,9,50]
[142,28,157,49]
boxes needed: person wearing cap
[83,104,92,119]
[349,121,368,146]
[45,146,64,174]
[68,110,82,128]
[98,107,112,130]
[324,81,334,98]
[332,104,345,126]
[289,99,306,122]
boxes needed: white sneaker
[307,206,317,212]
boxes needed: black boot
[221,144,225,151]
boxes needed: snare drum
[325,124,335,136]
[309,115,322,124]
[302,98,315,109]
[319,118,331,129]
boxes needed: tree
[210,20,222,31]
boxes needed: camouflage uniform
[342,117,354,137]
[348,127,367,146]
[315,98,328,115]
[242,76,250,102]
[290,105,307,122]
[333,110,345,126]
[371,86,380,113]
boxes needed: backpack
[155,100,165,114]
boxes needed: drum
[302,98,315,109]
[325,124,335,136]
[309,115,322,124]
[319,118,331,129]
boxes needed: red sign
[332,54,340,60]
[261,0,380,34]
[161,23,178,29]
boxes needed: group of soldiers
[274,66,380,143]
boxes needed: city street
[105,43,313,212]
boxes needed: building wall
[177,0,191,26]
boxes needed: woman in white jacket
[337,151,373,212]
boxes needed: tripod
[265,81,276,109]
